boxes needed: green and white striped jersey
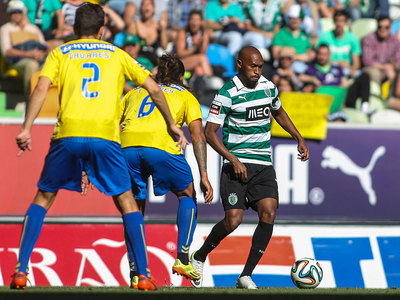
[207,75,281,166]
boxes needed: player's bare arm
[189,119,214,204]
[272,106,309,161]
[16,76,51,156]
[141,76,189,150]
[205,121,248,181]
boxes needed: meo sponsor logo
[210,101,222,115]
[246,105,270,121]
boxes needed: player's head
[155,54,185,86]
[74,3,105,38]
[237,46,263,88]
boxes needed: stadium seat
[30,71,59,118]
[206,44,237,79]
[350,18,377,40]
[0,91,23,117]
[343,107,369,123]
[320,18,335,32]
[370,108,400,125]
[392,19,400,35]
[353,94,385,112]
[200,104,210,120]
[370,80,382,98]
[368,95,386,111]
[381,80,391,100]
[0,53,9,74]
[113,31,125,48]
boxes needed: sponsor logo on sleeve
[210,101,222,115]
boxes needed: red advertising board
[0,223,193,286]
[0,124,119,216]
[1,223,399,288]
[0,223,295,287]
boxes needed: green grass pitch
[1,286,400,300]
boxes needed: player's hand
[232,159,247,181]
[168,124,189,150]
[16,129,32,156]
[297,141,309,161]
[200,176,213,204]
[81,171,95,196]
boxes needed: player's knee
[113,190,138,214]
[259,209,276,223]
[176,190,193,198]
[34,190,57,210]
[175,182,194,198]
[224,215,242,232]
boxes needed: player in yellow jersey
[12,3,187,291]
[120,54,213,287]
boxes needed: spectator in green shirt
[316,9,361,78]
[22,0,65,41]
[205,0,266,56]
[245,0,282,50]
[272,4,315,73]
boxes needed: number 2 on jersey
[137,95,156,118]
[81,63,100,99]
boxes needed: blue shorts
[122,147,193,200]
[38,137,131,196]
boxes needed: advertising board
[0,223,399,288]
[1,124,399,221]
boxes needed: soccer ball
[290,257,323,289]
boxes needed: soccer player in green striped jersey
[190,46,309,289]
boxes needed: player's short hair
[74,3,105,37]
[155,54,185,86]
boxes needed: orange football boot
[10,271,28,290]
[137,275,157,291]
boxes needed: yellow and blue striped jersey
[120,84,202,155]
[40,39,151,143]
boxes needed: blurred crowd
[1,0,400,123]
